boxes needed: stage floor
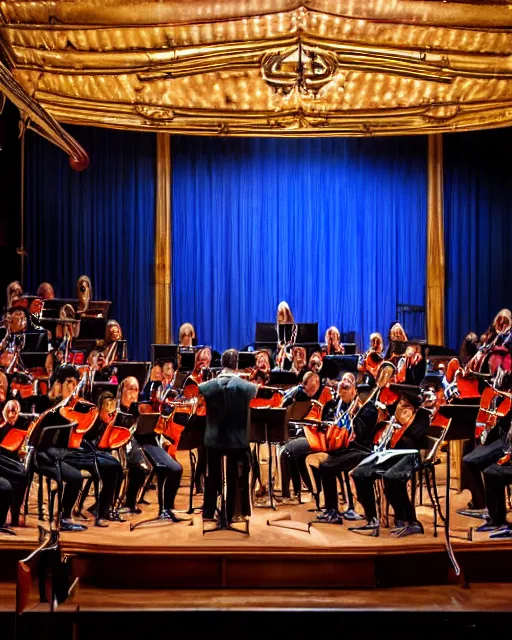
[1,451,511,589]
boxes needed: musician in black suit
[199,349,257,523]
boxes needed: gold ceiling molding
[2,0,512,136]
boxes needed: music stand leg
[203,454,249,535]
[130,475,192,531]
[266,424,277,511]
[444,445,461,576]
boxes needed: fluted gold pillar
[426,134,445,347]
[154,133,172,344]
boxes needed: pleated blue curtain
[172,136,427,352]
[444,128,512,351]
[25,126,156,360]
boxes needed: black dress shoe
[120,506,142,515]
[349,517,379,536]
[457,508,489,520]
[390,521,424,538]
[0,525,16,535]
[316,509,343,524]
[490,525,512,539]
[341,509,364,521]
[475,520,501,532]
[60,518,88,532]
[101,509,126,523]
[158,509,185,523]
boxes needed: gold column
[426,134,445,346]
[154,132,172,344]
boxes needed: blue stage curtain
[172,136,427,353]
[25,126,156,361]
[444,128,512,352]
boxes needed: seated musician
[322,326,345,356]
[36,364,122,529]
[0,400,29,534]
[280,371,323,501]
[199,349,257,524]
[36,282,55,300]
[275,302,296,370]
[480,431,512,538]
[307,351,323,377]
[466,309,512,374]
[384,322,408,359]
[290,346,307,380]
[0,371,8,407]
[458,332,479,367]
[250,349,272,385]
[188,347,213,384]
[458,380,512,521]
[178,322,196,348]
[90,351,118,383]
[316,374,378,523]
[125,376,183,521]
[6,281,23,308]
[94,320,126,363]
[349,389,429,537]
[358,332,384,383]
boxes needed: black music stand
[438,403,479,577]
[29,422,76,531]
[269,371,298,388]
[321,355,359,380]
[113,362,150,390]
[249,407,289,510]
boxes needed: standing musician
[179,323,196,348]
[199,349,257,524]
[0,400,29,534]
[126,376,183,521]
[322,326,345,356]
[349,389,429,537]
[316,375,378,524]
[275,301,296,371]
[280,371,324,501]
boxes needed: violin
[97,409,134,450]
[249,386,284,408]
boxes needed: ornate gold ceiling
[2,0,512,136]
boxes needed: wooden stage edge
[1,492,512,590]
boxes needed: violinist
[316,374,378,524]
[116,377,150,514]
[36,364,121,528]
[480,423,512,537]
[458,332,479,367]
[0,307,28,372]
[0,400,29,533]
[178,323,196,348]
[129,375,184,521]
[322,326,345,356]
[307,351,323,376]
[349,389,429,537]
[280,372,323,501]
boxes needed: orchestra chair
[202,452,249,536]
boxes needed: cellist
[349,389,429,537]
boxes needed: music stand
[151,344,178,364]
[91,382,118,405]
[113,362,150,390]
[437,403,479,577]
[29,422,76,531]
[269,371,298,388]
[249,407,289,510]
[321,355,359,380]
[21,332,49,353]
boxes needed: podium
[438,404,479,576]
[249,407,289,510]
